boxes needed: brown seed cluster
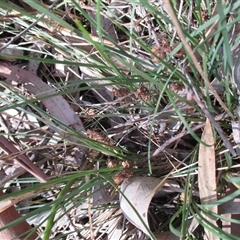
[112,87,130,97]
[113,169,133,185]
[85,107,96,116]
[112,87,132,104]
[121,160,131,169]
[151,38,185,63]
[87,129,114,145]
[135,85,149,101]
[151,38,172,63]
[169,83,185,93]
[107,159,118,168]
[87,129,115,158]
[107,159,133,185]
[202,10,210,21]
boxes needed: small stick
[153,113,227,156]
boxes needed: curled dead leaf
[120,176,180,238]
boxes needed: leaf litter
[0,0,240,239]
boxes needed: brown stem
[0,190,40,240]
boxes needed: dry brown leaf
[154,231,179,240]
[0,64,87,154]
[198,118,218,239]
[0,48,24,62]
[0,191,39,240]
[87,2,118,42]
[120,176,180,238]
[120,177,161,237]
[0,136,48,183]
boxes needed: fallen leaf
[154,231,179,240]
[198,118,218,239]
[0,64,87,154]
[0,136,48,183]
[120,176,179,238]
